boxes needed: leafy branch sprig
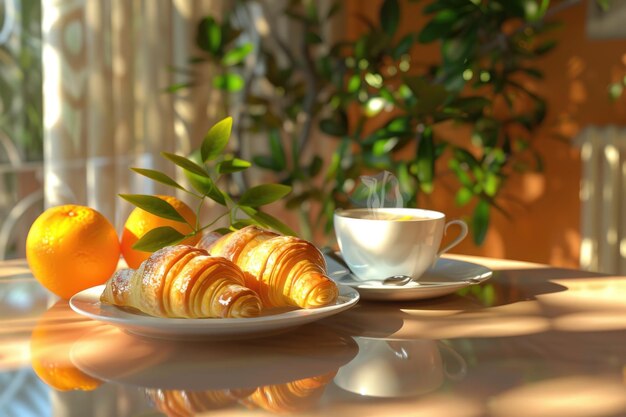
[119,117,295,252]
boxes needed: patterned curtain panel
[40,0,224,231]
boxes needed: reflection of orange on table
[29,300,102,391]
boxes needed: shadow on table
[322,266,618,339]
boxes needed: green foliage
[121,117,293,252]
[0,0,43,162]
[180,0,564,244]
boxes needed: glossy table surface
[1,255,625,417]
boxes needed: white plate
[325,254,493,301]
[70,284,359,340]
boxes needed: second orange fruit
[121,195,199,268]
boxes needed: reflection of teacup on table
[334,337,466,398]
[334,208,468,282]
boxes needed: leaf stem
[194,197,206,231]
[198,210,231,233]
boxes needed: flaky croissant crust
[101,245,262,319]
[203,226,339,309]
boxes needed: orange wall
[346,0,626,267]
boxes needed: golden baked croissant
[201,226,338,309]
[100,245,262,318]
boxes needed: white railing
[576,126,626,275]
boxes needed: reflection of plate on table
[70,323,358,391]
[69,284,359,340]
[325,254,493,301]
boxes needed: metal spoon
[323,250,483,287]
[359,275,413,286]
[359,275,484,286]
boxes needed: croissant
[100,245,262,318]
[201,226,338,309]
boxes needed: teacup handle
[438,342,467,381]
[437,219,468,256]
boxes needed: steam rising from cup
[351,171,405,219]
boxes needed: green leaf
[217,158,252,174]
[130,168,185,191]
[534,40,557,56]
[320,117,348,137]
[309,155,323,177]
[269,129,286,170]
[472,199,490,245]
[393,33,415,59]
[163,82,194,93]
[441,36,474,65]
[449,158,473,188]
[609,82,624,101]
[452,97,490,114]
[453,147,480,169]
[184,172,226,205]
[221,43,253,66]
[521,67,543,79]
[380,0,400,37]
[418,9,456,43]
[239,184,292,207]
[253,155,281,172]
[162,152,210,177]
[248,209,297,236]
[347,74,361,93]
[119,194,187,223]
[213,73,244,91]
[132,226,187,252]
[455,187,473,206]
[196,17,222,55]
[325,138,350,181]
[201,117,232,162]
[231,219,258,229]
[397,162,414,198]
[404,76,448,114]
[416,127,435,193]
[484,172,499,197]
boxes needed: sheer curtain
[41,0,224,232]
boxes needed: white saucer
[324,254,493,301]
[70,284,359,340]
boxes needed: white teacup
[334,208,468,282]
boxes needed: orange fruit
[120,195,199,268]
[26,204,120,299]
[30,300,102,391]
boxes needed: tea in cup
[333,208,468,282]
